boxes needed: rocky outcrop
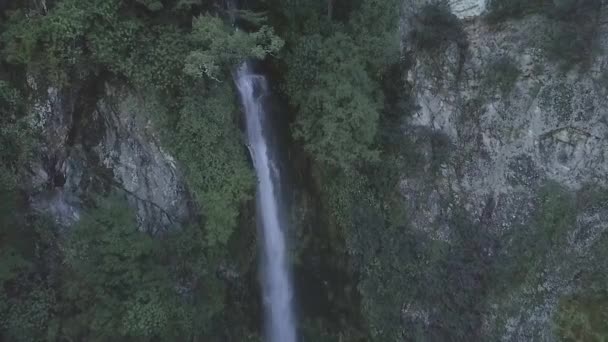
[400,2,608,340]
[404,7,608,230]
[28,79,194,234]
[449,0,486,18]
[401,0,487,23]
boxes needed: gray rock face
[94,85,193,234]
[449,0,486,18]
[405,12,608,229]
[400,3,608,340]
[29,81,193,234]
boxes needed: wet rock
[28,80,194,234]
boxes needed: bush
[410,4,467,52]
[485,0,602,23]
[548,0,603,20]
[0,80,32,189]
[286,32,382,169]
[554,230,608,341]
[484,56,520,95]
[543,15,600,69]
[485,0,547,23]
[485,0,602,69]
[493,182,577,293]
[555,291,608,341]
[599,70,608,92]
[172,85,255,246]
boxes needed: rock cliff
[27,79,194,234]
[400,1,608,339]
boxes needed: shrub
[555,291,608,341]
[554,231,608,341]
[484,56,520,95]
[286,32,382,169]
[485,0,602,69]
[0,80,32,189]
[485,0,547,23]
[410,4,467,52]
[172,85,255,246]
[548,0,603,20]
[429,130,451,174]
[494,182,577,291]
[543,0,599,68]
[485,0,602,23]
[599,70,608,91]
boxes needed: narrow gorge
[0,0,607,341]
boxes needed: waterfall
[235,63,297,342]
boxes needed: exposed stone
[400,2,608,340]
[406,12,608,229]
[28,80,194,234]
[93,84,193,234]
[449,0,486,19]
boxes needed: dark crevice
[65,75,107,148]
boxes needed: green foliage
[283,0,399,170]
[287,33,381,169]
[349,0,401,75]
[2,0,604,341]
[0,0,404,340]
[485,0,601,25]
[1,0,283,89]
[302,73,427,340]
[543,18,599,70]
[485,0,602,69]
[351,179,595,341]
[0,196,60,342]
[185,15,283,80]
[233,9,270,27]
[61,195,175,340]
[275,1,412,338]
[485,55,520,95]
[495,182,576,291]
[553,221,608,341]
[0,80,32,189]
[90,19,190,91]
[0,179,256,341]
[598,70,608,92]
[0,0,283,250]
[350,202,496,341]
[544,0,602,69]
[547,0,602,20]
[1,0,123,84]
[535,182,577,243]
[0,194,242,341]
[410,4,467,53]
[485,0,547,23]
[136,0,164,11]
[555,291,608,341]
[173,84,255,246]
[428,130,452,175]
[2,286,56,342]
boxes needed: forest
[1,0,607,341]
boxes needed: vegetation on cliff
[1,0,607,341]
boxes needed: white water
[235,63,296,342]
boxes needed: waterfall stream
[235,63,296,342]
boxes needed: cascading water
[235,63,296,342]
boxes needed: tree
[61,195,175,340]
[184,14,283,80]
[0,81,31,189]
[286,33,381,169]
[173,84,255,246]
